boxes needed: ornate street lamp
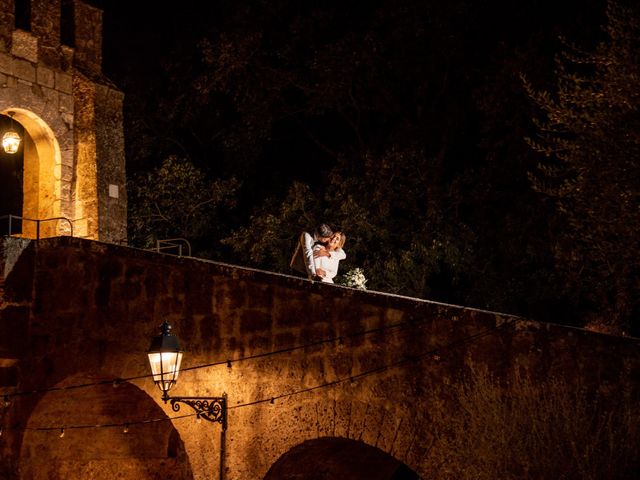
[147,321,227,429]
[2,112,21,155]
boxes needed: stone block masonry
[0,237,639,479]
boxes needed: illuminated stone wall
[1,237,639,479]
[0,0,126,242]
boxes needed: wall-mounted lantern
[148,321,228,479]
[147,321,227,428]
[2,112,21,154]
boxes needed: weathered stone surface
[0,0,14,53]
[11,29,38,63]
[73,77,127,243]
[36,65,55,87]
[55,71,72,93]
[0,51,13,74]
[32,0,61,46]
[72,0,102,74]
[13,57,35,82]
[0,237,638,480]
[0,304,29,356]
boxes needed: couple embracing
[290,223,346,283]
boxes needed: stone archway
[0,108,69,239]
[19,375,194,480]
[263,437,421,480]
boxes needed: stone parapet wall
[0,237,638,479]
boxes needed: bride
[313,232,346,283]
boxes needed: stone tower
[0,0,126,243]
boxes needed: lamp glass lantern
[2,112,21,155]
[147,321,184,400]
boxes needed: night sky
[98,0,604,179]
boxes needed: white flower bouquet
[338,267,368,290]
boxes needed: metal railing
[153,238,192,257]
[0,214,74,240]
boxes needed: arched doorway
[19,375,194,479]
[0,113,24,234]
[0,108,69,239]
[264,437,421,480]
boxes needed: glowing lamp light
[146,322,227,430]
[2,112,21,154]
[2,130,20,154]
[147,321,183,401]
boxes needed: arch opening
[0,113,24,234]
[0,108,71,238]
[19,374,194,480]
[264,437,421,480]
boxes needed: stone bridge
[0,236,638,479]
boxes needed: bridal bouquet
[338,268,368,290]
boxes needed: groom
[290,223,333,280]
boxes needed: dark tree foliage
[108,0,633,330]
[524,1,640,334]
[127,157,239,258]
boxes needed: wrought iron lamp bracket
[165,394,227,430]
